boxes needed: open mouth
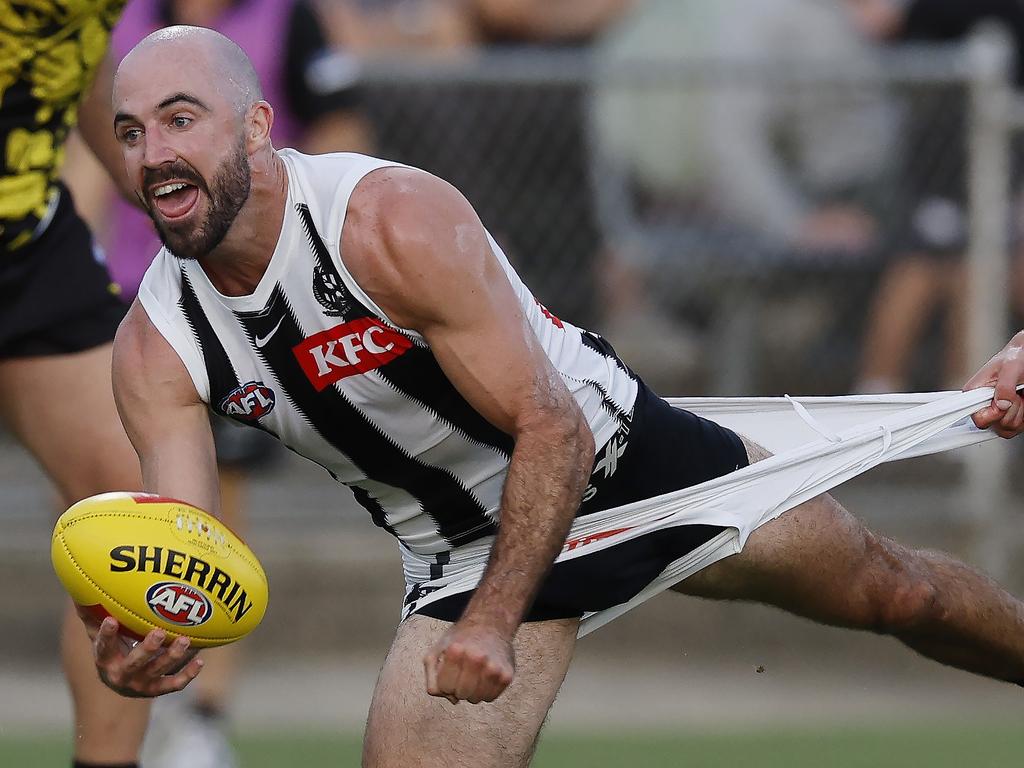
[150,181,201,221]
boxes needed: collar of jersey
[186,160,296,313]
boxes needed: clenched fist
[423,621,514,705]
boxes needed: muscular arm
[113,302,220,513]
[343,168,596,700]
[88,301,220,698]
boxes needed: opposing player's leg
[0,344,151,764]
[61,600,151,764]
[142,461,253,768]
[363,614,578,768]
[674,438,1024,684]
[0,344,142,501]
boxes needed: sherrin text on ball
[51,492,268,648]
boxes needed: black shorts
[0,186,127,359]
[414,381,749,623]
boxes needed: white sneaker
[141,694,239,768]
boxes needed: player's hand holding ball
[51,492,268,697]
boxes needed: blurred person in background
[63,1,372,766]
[849,0,1024,393]
[315,0,477,53]
[592,0,894,390]
[0,2,155,767]
[362,0,633,334]
[467,0,634,333]
[597,0,891,256]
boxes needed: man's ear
[247,100,274,151]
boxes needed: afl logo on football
[146,581,213,627]
[219,381,275,421]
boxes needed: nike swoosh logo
[254,317,285,349]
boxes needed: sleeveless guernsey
[138,150,638,582]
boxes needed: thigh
[364,614,578,768]
[673,437,895,628]
[0,343,142,506]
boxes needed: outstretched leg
[0,345,151,763]
[674,439,1024,684]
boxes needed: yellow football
[51,492,268,648]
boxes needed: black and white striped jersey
[138,150,638,566]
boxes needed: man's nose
[142,131,176,168]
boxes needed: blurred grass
[4,722,1024,767]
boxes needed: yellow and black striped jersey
[0,0,126,251]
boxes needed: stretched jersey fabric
[138,150,638,575]
[0,0,127,251]
[394,387,1001,636]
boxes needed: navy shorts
[414,381,749,623]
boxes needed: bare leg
[858,255,946,391]
[0,345,151,763]
[61,600,151,762]
[674,439,1024,683]
[943,261,968,388]
[363,614,578,768]
[189,466,246,711]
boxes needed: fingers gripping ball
[51,492,268,648]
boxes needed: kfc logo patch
[293,318,413,391]
[219,381,276,420]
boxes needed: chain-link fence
[358,32,1024,576]
[356,37,1018,400]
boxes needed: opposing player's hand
[423,621,515,705]
[91,616,203,698]
[964,331,1024,438]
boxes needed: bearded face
[143,134,252,261]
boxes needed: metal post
[965,26,1014,578]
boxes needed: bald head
[116,25,263,116]
[112,26,279,263]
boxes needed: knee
[868,574,941,634]
[872,577,937,630]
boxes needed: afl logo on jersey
[219,381,276,421]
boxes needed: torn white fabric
[403,388,1003,636]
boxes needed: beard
[146,137,252,261]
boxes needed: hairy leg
[0,345,151,763]
[363,614,578,768]
[674,438,1024,684]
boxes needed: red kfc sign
[293,318,413,391]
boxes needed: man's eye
[172,116,192,129]
[122,128,142,142]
